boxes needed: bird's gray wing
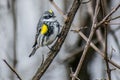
[32,18,43,47]
[54,20,61,36]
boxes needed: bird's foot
[47,46,56,51]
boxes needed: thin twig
[82,0,91,4]
[109,27,120,50]
[70,68,80,80]
[63,46,84,63]
[110,46,116,60]
[32,0,82,80]
[96,29,105,48]
[40,54,45,67]
[114,26,120,31]
[106,15,120,22]
[96,3,120,28]
[50,0,66,19]
[105,22,120,25]
[105,15,111,80]
[3,59,22,80]
[72,0,100,80]
[12,0,17,70]
[87,0,105,52]
[71,30,120,69]
[100,0,111,80]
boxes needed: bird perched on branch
[29,9,60,57]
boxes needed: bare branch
[49,0,66,19]
[72,0,100,80]
[97,3,120,28]
[63,46,84,63]
[109,27,120,50]
[110,46,116,60]
[39,54,45,67]
[100,0,111,79]
[87,0,105,49]
[106,15,120,22]
[12,0,17,70]
[81,0,91,4]
[72,30,120,69]
[106,22,120,25]
[3,59,22,80]
[70,68,80,80]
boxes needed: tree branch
[32,0,82,80]
[100,0,111,79]
[96,3,120,28]
[3,59,22,80]
[12,0,17,70]
[72,30,120,69]
[72,0,100,80]
[106,15,120,22]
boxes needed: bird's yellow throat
[40,24,48,35]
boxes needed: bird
[29,9,60,57]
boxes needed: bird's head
[42,9,56,19]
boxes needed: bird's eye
[44,15,53,19]
[49,15,52,17]
[43,16,49,19]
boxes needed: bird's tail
[29,48,37,57]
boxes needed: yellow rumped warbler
[29,9,60,57]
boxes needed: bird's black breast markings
[45,26,54,42]
[44,22,54,36]
[43,22,54,42]
[41,35,45,46]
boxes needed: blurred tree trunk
[11,0,17,80]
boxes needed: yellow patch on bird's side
[40,24,48,35]
[48,9,53,13]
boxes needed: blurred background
[0,0,120,80]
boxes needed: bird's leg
[47,46,53,51]
[47,46,56,51]
[57,33,61,38]
[46,45,57,57]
